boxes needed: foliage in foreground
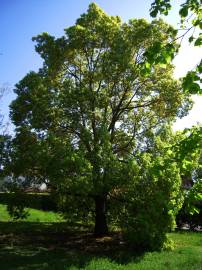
[150,0,202,94]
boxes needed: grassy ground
[0,204,64,222]
[0,205,201,270]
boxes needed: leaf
[188,36,194,43]
[189,206,200,215]
[194,36,202,46]
[179,6,188,17]
[167,149,173,155]
[150,9,158,18]
[182,71,201,94]
[197,61,202,73]
[190,83,201,94]
[195,193,202,200]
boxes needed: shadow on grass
[0,246,92,270]
[0,222,144,270]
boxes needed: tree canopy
[9,3,193,245]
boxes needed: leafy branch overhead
[150,0,202,94]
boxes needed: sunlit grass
[0,204,64,222]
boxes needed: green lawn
[0,205,201,270]
[0,204,64,222]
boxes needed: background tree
[0,85,10,186]
[0,84,9,133]
[10,4,191,240]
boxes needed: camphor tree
[10,3,191,240]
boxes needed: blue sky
[0,0,201,131]
[0,0,152,85]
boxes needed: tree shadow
[0,246,90,270]
[0,222,145,269]
[0,245,144,270]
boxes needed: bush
[176,202,202,230]
[0,191,57,220]
[116,154,183,251]
[176,179,202,230]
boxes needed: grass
[0,229,201,270]
[0,204,64,222]
[0,205,201,270]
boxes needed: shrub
[176,179,202,230]
[116,154,183,251]
[0,191,57,220]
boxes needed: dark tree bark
[94,195,108,237]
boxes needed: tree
[0,85,10,186]
[0,84,9,133]
[0,134,10,182]
[10,3,191,238]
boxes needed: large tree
[10,3,191,237]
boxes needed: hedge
[0,192,57,211]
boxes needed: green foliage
[149,1,202,225]
[8,3,192,244]
[185,179,202,214]
[7,203,29,220]
[176,179,202,230]
[56,191,94,224]
[0,191,57,221]
[4,188,30,220]
[0,204,64,222]
[182,62,202,95]
[174,126,202,174]
[150,0,202,94]
[150,0,171,17]
[185,178,201,210]
[117,151,182,251]
[143,41,178,72]
[150,0,202,23]
[172,127,202,228]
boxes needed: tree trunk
[94,195,108,237]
